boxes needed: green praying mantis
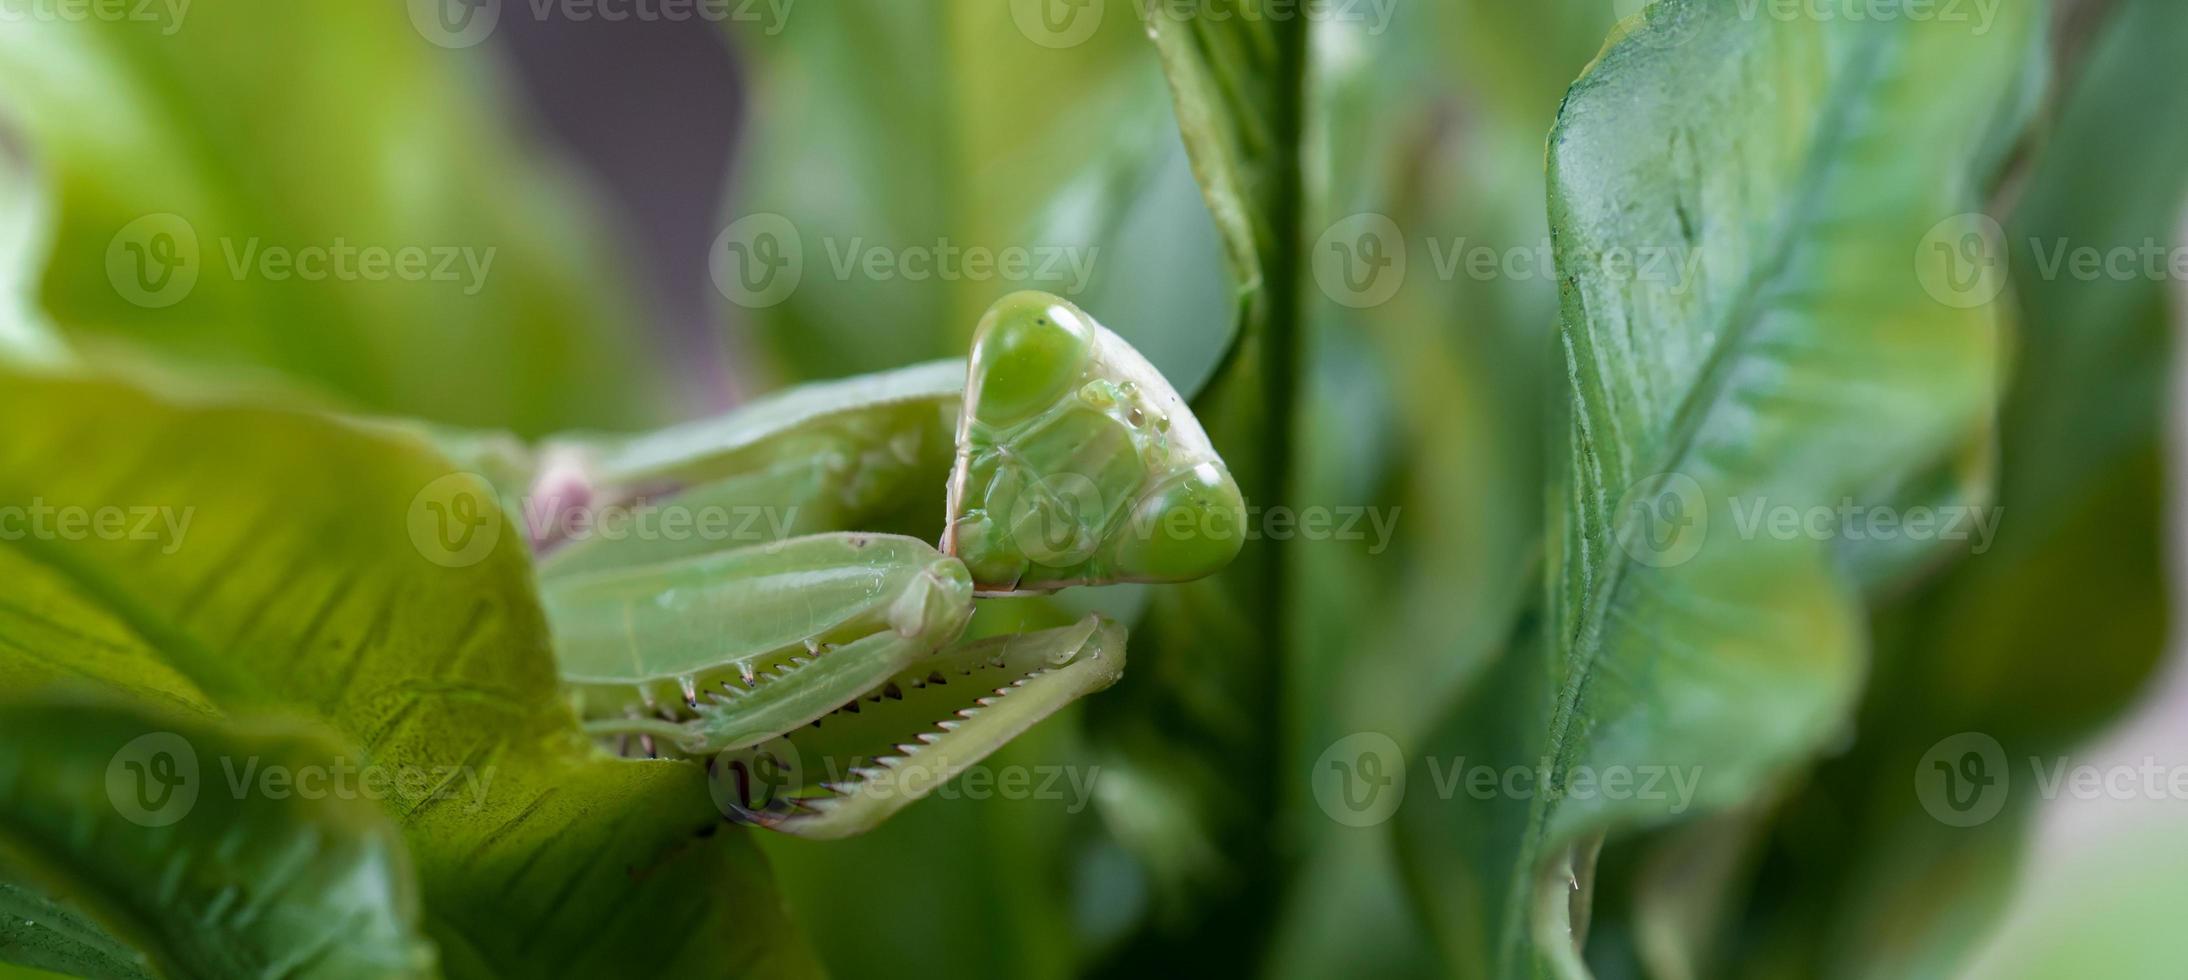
[455,292,1245,839]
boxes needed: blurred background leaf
[1732,2,2188,976]
[0,3,667,435]
[721,0,1233,395]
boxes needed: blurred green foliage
[1,0,2184,977]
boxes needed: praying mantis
[460,292,1244,839]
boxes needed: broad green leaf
[1738,3,2188,975]
[0,695,432,979]
[723,0,1232,393]
[0,4,664,435]
[1420,3,2045,974]
[0,366,818,978]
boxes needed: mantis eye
[944,291,1245,594]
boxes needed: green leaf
[0,4,664,435]
[1398,3,2044,975]
[0,695,432,979]
[0,873,154,980]
[724,0,1233,394]
[1738,2,2188,974]
[0,366,817,978]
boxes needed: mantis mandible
[464,292,1244,839]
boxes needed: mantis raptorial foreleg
[714,614,1124,839]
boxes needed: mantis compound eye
[944,291,1245,594]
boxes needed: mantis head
[944,291,1247,594]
